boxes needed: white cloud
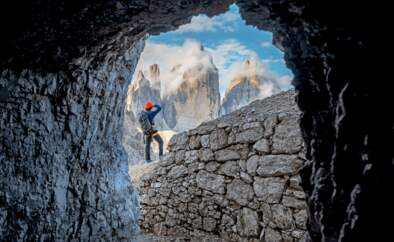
[208,39,257,69]
[206,39,259,92]
[221,57,293,99]
[277,75,293,89]
[261,41,271,48]
[174,11,241,33]
[133,39,216,95]
[133,39,293,97]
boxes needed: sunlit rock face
[220,59,280,115]
[125,58,220,163]
[162,44,221,131]
[126,68,167,130]
[147,64,161,91]
[128,70,160,113]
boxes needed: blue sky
[134,4,293,95]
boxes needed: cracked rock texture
[0,1,233,241]
[138,90,308,241]
[0,0,390,241]
[0,39,145,241]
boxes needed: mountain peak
[137,70,145,80]
[149,64,160,77]
[131,70,151,92]
[148,64,161,88]
[242,58,258,71]
[220,58,280,116]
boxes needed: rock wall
[1,0,390,241]
[0,38,145,241]
[235,1,392,241]
[138,90,308,241]
[0,1,233,240]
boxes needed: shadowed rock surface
[0,0,390,241]
[0,1,233,241]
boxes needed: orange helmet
[144,101,153,110]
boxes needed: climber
[138,101,164,163]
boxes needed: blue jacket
[146,104,161,123]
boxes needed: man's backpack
[138,111,153,135]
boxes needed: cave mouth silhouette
[0,1,388,242]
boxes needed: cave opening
[0,0,386,242]
[126,4,307,241]
[124,3,294,166]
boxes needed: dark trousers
[145,134,163,162]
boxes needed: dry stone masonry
[138,90,308,241]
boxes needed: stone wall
[138,90,308,241]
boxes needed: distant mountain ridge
[220,58,281,115]
[124,56,283,164]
